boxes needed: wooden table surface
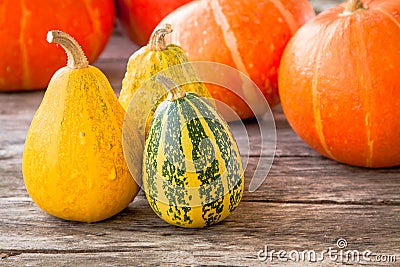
[1,1,399,266]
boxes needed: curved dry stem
[149,24,173,51]
[343,0,366,15]
[156,74,186,101]
[47,30,89,69]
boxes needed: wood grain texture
[1,1,399,265]
[0,199,398,266]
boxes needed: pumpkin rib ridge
[208,0,247,98]
[209,0,261,107]
[209,0,248,77]
[311,21,338,161]
[268,0,299,34]
[374,7,400,32]
[352,19,374,167]
[19,0,31,89]
[82,0,103,60]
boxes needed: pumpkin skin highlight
[160,0,315,119]
[0,0,115,91]
[278,0,400,168]
[22,31,139,223]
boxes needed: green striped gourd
[118,23,212,135]
[143,75,244,228]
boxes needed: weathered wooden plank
[2,156,400,205]
[232,110,320,158]
[244,157,400,204]
[1,251,397,267]
[0,199,398,266]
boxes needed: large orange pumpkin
[0,0,115,91]
[279,0,400,168]
[160,0,315,120]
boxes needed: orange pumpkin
[279,0,400,168]
[115,0,192,46]
[160,0,315,119]
[0,0,115,91]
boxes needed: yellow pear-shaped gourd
[118,23,213,136]
[22,30,139,223]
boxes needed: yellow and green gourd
[118,23,213,135]
[22,30,139,223]
[143,75,244,228]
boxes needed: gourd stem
[156,74,186,101]
[47,30,89,69]
[343,0,365,14]
[149,24,173,51]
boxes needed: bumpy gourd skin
[119,24,213,135]
[143,90,244,228]
[22,65,139,223]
